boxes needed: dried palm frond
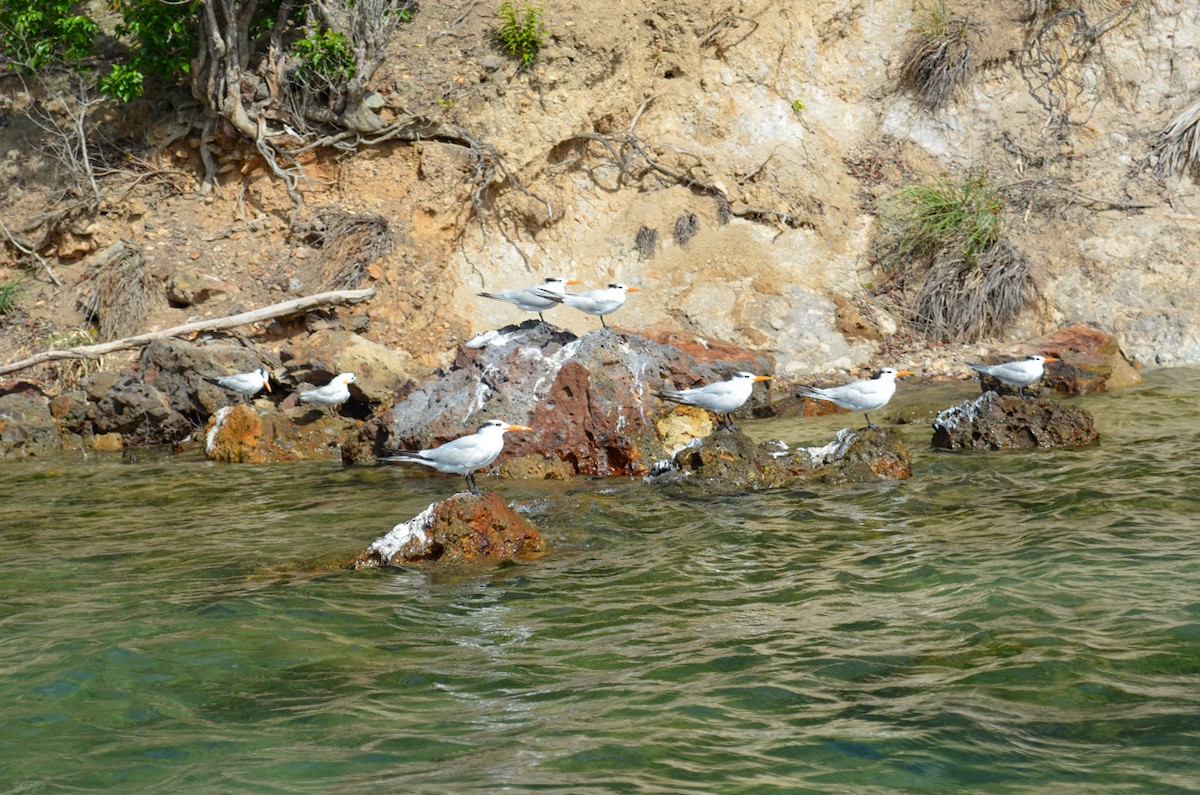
[78,241,155,341]
[912,241,1038,341]
[307,209,394,290]
[1150,97,1200,183]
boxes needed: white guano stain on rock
[367,502,436,562]
[205,406,233,455]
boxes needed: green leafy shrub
[0,0,97,69]
[873,175,1036,341]
[295,26,358,83]
[496,1,545,66]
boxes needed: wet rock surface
[0,390,62,459]
[355,492,545,566]
[352,322,775,477]
[932,392,1099,450]
[654,426,913,491]
[204,404,350,462]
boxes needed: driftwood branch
[0,287,376,376]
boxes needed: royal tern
[535,283,640,328]
[478,277,581,322]
[968,354,1059,397]
[653,371,771,431]
[203,367,271,401]
[380,419,533,495]
[298,372,356,415]
[795,367,915,430]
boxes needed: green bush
[0,0,97,69]
[295,26,358,83]
[496,1,545,66]
[879,175,1004,270]
[0,280,23,316]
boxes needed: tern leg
[466,472,481,496]
[600,316,608,328]
[864,413,878,430]
[538,311,546,323]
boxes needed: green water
[3,369,1200,794]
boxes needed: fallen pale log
[0,287,377,376]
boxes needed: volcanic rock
[354,492,545,566]
[656,426,912,491]
[932,392,1098,450]
[0,392,63,459]
[140,338,273,416]
[352,322,775,477]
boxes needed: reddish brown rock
[354,492,545,567]
[932,392,1098,450]
[1037,324,1141,394]
[355,322,775,477]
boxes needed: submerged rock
[931,392,1098,450]
[655,426,912,491]
[351,322,775,477]
[354,492,545,566]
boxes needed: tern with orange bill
[478,276,581,323]
[653,371,771,431]
[795,367,915,430]
[535,283,640,328]
[968,354,1059,397]
[380,419,533,495]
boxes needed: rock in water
[349,322,775,477]
[657,426,912,491]
[931,392,1098,450]
[355,492,545,567]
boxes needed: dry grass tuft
[78,241,155,341]
[899,4,981,110]
[1150,97,1200,183]
[39,328,105,392]
[307,209,394,290]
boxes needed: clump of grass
[496,1,545,67]
[1149,96,1200,183]
[0,279,23,317]
[873,174,1037,341]
[899,3,981,110]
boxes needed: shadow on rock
[651,426,913,493]
[355,492,545,567]
[932,392,1098,450]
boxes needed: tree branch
[0,287,377,376]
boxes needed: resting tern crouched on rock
[968,354,1059,398]
[795,367,915,430]
[298,372,356,416]
[379,419,533,496]
[203,367,271,402]
[653,371,771,431]
[478,276,580,323]
[534,283,640,328]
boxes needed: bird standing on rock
[653,371,771,431]
[380,419,533,496]
[298,372,356,416]
[968,354,1059,398]
[795,367,915,430]
[203,368,271,402]
[535,283,640,328]
[478,276,581,323]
